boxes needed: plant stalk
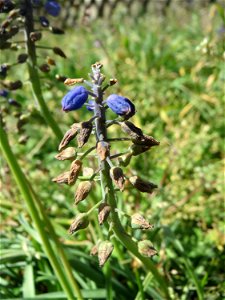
[24,0,62,140]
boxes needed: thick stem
[93,77,170,299]
[0,126,82,300]
[24,0,62,140]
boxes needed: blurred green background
[0,1,224,299]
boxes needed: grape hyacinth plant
[53,62,170,298]
[0,0,66,140]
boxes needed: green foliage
[1,4,224,300]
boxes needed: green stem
[0,126,80,300]
[24,0,62,140]
[28,185,84,300]
[92,66,170,300]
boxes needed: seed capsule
[138,240,157,257]
[47,57,56,66]
[39,63,50,73]
[17,53,28,64]
[69,213,89,234]
[98,203,111,225]
[52,171,70,184]
[96,141,110,161]
[98,241,114,267]
[58,123,80,151]
[3,80,22,90]
[129,176,157,193]
[110,167,125,191]
[64,78,84,86]
[55,147,76,161]
[53,47,67,58]
[77,121,93,148]
[120,121,143,140]
[131,213,154,230]
[50,26,64,34]
[74,181,92,205]
[55,74,67,82]
[68,159,82,185]
[30,31,42,42]
[133,134,160,147]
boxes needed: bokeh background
[1,0,224,299]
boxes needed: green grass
[1,3,224,300]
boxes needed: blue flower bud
[39,16,49,27]
[106,94,135,119]
[0,89,9,98]
[86,100,95,111]
[45,1,61,17]
[62,86,88,112]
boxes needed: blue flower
[106,94,135,119]
[0,89,9,98]
[39,16,49,27]
[62,86,89,112]
[45,1,61,17]
[86,100,95,111]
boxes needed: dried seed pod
[68,159,82,185]
[52,171,70,184]
[69,213,89,234]
[130,144,151,156]
[55,147,76,161]
[98,241,114,267]
[46,57,56,66]
[98,203,111,225]
[133,134,160,147]
[1,19,11,29]
[17,53,28,64]
[30,31,42,42]
[8,9,20,19]
[90,244,98,256]
[110,167,125,191]
[53,47,67,58]
[120,121,143,140]
[64,78,84,86]
[129,176,157,193]
[74,181,92,205]
[58,124,80,151]
[77,121,93,148]
[50,26,64,34]
[96,141,110,161]
[109,78,117,86]
[55,74,67,82]
[118,153,132,167]
[138,240,157,257]
[3,80,22,90]
[39,63,50,73]
[131,213,154,230]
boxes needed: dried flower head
[129,176,157,193]
[69,213,89,234]
[138,240,157,257]
[98,241,114,267]
[74,181,92,205]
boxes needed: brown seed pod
[138,240,157,257]
[17,53,28,64]
[133,134,160,147]
[98,203,111,225]
[46,57,56,66]
[68,159,82,185]
[55,147,77,161]
[52,171,70,184]
[3,80,22,90]
[39,63,50,73]
[64,78,84,86]
[77,121,93,148]
[109,78,117,86]
[55,74,67,82]
[30,31,42,42]
[98,241,114,267]
[50,27,64,34]
[58,124,80,151]
[74,181,92,205]
[53,47,67,58]
[130,144,151,156]
[110,167,125,191]
[129,176,157,193]
[96,141,110,161]
[69,213,89,234]
[120,121,143,140]
[131,213,154,230]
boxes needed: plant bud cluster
[53,63,160,267]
